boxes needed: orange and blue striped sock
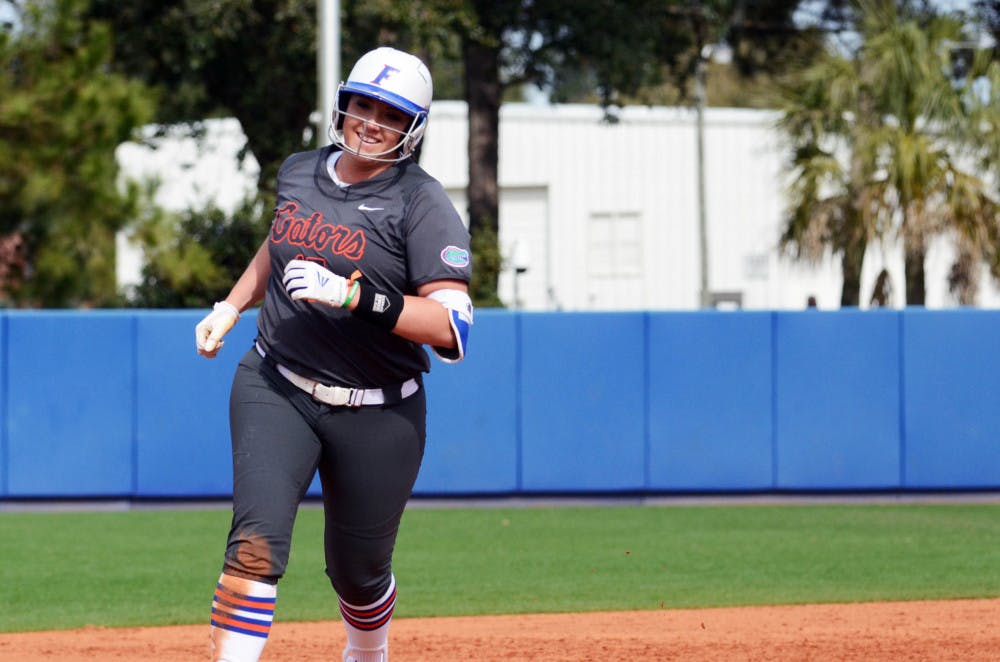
[340,574,396,662]
[209,574,277,662]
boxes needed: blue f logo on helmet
[330,47,433,162]
[371,65,401,86]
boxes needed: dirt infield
[1,598,998,661]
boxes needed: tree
[128,194,272,308]
[969,0,1000,193]
[87,0,317,195]
[951,26,1000,300]
[776,0,997,306]
[776,48,881,306]
[0,0,155,307]
[522,0,828,112]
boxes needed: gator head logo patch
[440,246,470,268]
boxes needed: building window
[587,211,643,278]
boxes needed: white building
[116,105,1000,310]
[420,101,1000,311]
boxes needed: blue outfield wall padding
[5,307,1000,499]
[902,309,1000,488]
[519,312,646,492]
[0,311,6,497]
[774,309,902,490]
[135,310,261,497]
[6,311,136,497]
[415,309,519,495]
[647,311,774,491]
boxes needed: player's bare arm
[224,239,272,312]
[390,279,469,348]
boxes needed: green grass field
[2,502,998,633]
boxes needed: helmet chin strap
[328,109,417,163]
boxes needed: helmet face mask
[330,47,433,163]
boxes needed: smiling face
[340,94,413,161]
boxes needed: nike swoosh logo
[358,204,384,212]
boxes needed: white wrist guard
[213,300,240,320]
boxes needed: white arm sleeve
[426,289,474,363]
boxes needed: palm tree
[777,1,997,307]
[959,36,1000,289]
[776,52,877,307]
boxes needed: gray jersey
[256,146,471,387]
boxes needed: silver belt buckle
[312,382,356,407]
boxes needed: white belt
[256,343,418,407]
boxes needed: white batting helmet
[330,47,433,162]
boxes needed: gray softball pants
[222,346,426,606]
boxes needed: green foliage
[0,0,155,307]
[776,1,998,306]
[2,504,999,631]
[468,222,503,308]
[88,0,318,190]
[339,0,466,100]
[533,1,823,109]
[127,192,271,308]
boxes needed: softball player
[194,46,473,662]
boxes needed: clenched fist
[195,301,240,358]
[282,260,358,308]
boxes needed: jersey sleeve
[404,180,472,288]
